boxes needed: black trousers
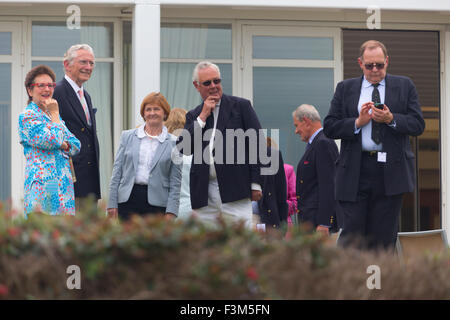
[338,152,403,250]
[118,184,166,221]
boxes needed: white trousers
[192,177,252,229]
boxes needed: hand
[107,208,118,218]
[371,104,394,124]
[316,225,330,237]
[61,141,70,151]
[42,98,59,114]
[165,212,176,220]
[251,190,262,201]
[355,102,372,128]
[198,95,220,122]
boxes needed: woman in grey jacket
[107,92,181,220]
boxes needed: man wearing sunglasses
[323,40,425,250]
[53,44,101,210]
[178,61,263,229]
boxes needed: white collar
[362,77,385,89]
[137,124,167,143]
[65,74,83,93]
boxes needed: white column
[132,3,160,127]
[442,29,450,241]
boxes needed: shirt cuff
[388,119,397,128]
[251,183,262,192]
[354,120,361,134]
[197,116,206,128]
[319,225,331,228]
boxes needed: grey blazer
[108,127,182,215]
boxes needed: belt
[362,150,378,156]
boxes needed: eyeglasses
[364,62,385,70]
[200,78,221,86]
[77,60,95,67]
[30,83,57,89]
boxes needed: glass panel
[0,63,11,201]
[84,62,114,200]
[161,62,232,110]
[161,23,232,59]
[253,67,334,168]
[0,32,12,55]
[32,61,64,81]
[123,21,132,128]
[32,22,113,57]
[253,36,334,60]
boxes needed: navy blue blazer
[257,147,288,228]
[323,74,425,202]
[296,130,339,228]
[178,94,263,209]
[53,78,101,199]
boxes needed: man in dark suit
[53,44,101,208]
[177,61,263,228]
[293,104,339,236]
[323,40,425,250]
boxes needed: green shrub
[0,202,449,299]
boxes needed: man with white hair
[178,61,263,228]
[293,104,339,235]
[53,44,101,209]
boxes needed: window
[160,23,233,110]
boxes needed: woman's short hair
[24,64,56,103]
[140,92,171,121]
[164,107,187,135]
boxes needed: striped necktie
[78,89,91,126]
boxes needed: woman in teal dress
[18,65,81,217]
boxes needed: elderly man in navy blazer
[53,44,101,208]
[323,40,425,250]
[178,61,263,228]
[293,104,339,236]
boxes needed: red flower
[52,230,61,240]
[246,267,259,281]
[7,227,21,237]
[0,284,9,296]
[31,230,41,242]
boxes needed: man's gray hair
[63,44,95,66]
[292,104,321,122]
[192,61,221,82]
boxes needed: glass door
[241,25,342,169]
[0,22,23,208]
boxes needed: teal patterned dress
[18,102,81,217]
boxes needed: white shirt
[134,125,167,185]
[356,77,385,151]
[65,74,85,106]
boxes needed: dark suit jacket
[323,74,425,202]
[178,94,262,209]
[257,147,288,228]
[53,78,101,199]
[296,130,338,227]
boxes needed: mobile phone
[374,102,384,110]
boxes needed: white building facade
[0,0,448,238]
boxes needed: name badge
[377,152,387,163]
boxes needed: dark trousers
[338,152,403,250]
[118,184,166,221]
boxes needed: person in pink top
[284,163,298,226]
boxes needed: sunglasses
[200,78,221,86]
[31,82,57,89]
[364,63,385,70]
